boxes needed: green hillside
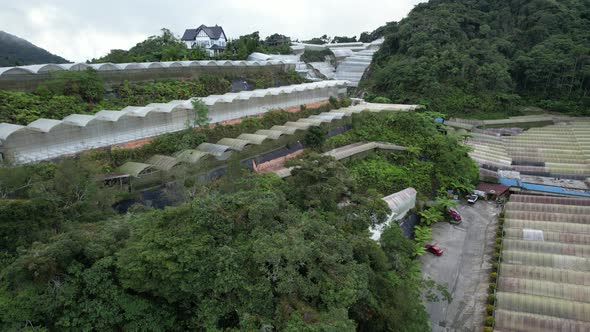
[363,0,590,118]
[0,31,68,67]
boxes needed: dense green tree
[364,0,590,117]
[0,167,430,331]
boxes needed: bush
[301,49,334,63]
[485,304,495,315]
[373,96,392,104]
[340,97,352,107]
[489,283,496,292]
[484,316,494,327]
[329,96,340,109]
[494,244,503,251]
[492,253,501,260]
[490,272,497,281]
[487,294,496,304]
[491,263,499,271]
[484,327,493,332]
[496,229,503,236]
[495,238,503,244]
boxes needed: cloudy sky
[0,0,425,62]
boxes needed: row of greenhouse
[115,102,414,186]
[467,121,590,179]
[494,194,590,331]
[0,81,349,164]
[0,60,295,77]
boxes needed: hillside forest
[364,0,590,118]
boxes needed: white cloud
[0,0,425,62]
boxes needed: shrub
[484,327,493,332]
[373,96,392,104]
[340,97,352,107]
[489,283,496,292]
[329,96,340,109]
[491,263,499,271]
[492,253,501,260]
[484,316,494,327]
[499,210,505,218]
[495,244,503,251]
[487,294,496,304]
[496,229,503,236]
[490,272,497,280]
[495,238,503,244]
[485,304,495,315]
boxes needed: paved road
[421,201,499,332]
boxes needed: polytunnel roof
[0,123,27,141]
[197,143,233,156]
[94,110,129,122]
[296,118,323,126]
[146,155,182,171]
[284,122,312,130]
[383,188,418,218]
[254,129,285,140]
[27,119,66,132]
[236,134,268,145]
[496,194,590,330]
[174,149,211,164]
[270,125,300,134]
[117,162,154,178]
[216,138,252,151]
[62,114,96,127]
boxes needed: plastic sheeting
[496,194,590,329]
[0,81,348,164]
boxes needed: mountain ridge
[0,30,68,67]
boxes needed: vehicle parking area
[421,200,500,332]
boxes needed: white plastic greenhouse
[0,81,348,164]
[495,194,590,331]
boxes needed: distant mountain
[0,31,68,67]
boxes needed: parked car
[447,208,462,221]
[467,194,479,204]
[425,244,444,256]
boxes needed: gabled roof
[181,24,226,41]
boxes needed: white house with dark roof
[181,25,227,56]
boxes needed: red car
[447,208,462,221]
[425,244,444,256]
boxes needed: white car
[467,194,479,204]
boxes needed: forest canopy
[363,0,590,118]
